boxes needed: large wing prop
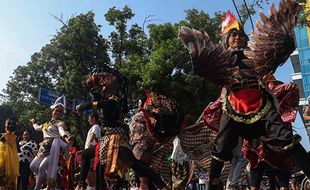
[243,0,302,78]
[178,26,238,85]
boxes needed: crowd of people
[0,0,310,189]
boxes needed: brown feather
[245,0,301,77]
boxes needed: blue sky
[1,0,309,149]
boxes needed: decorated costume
[76,71,168,190]
[129,91,185,189]
[0,119,19,189]
[178,0,310,189]
[243,76,298,189]
[203,77,299,171]
[244,77,298,169]
[177,119,233,186]
[131,91,235,187]
[30,101,70,190]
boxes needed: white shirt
[85,124,101,149]
[33,120,67,138]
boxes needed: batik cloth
[94,126,131,178]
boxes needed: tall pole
[242,0,255,31]
[232,0,244,25]
[232,0,255,32]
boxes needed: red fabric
[58,157,69,189]
[70,146,77,154]
[243,141,263,169]
[268,82,299,123]
[243,140,295,170]
[242,82,298,170]
[74,151,82,171]
[93,142,101,171]
[203,100,222,132]
[228,88,262,114]
[202,87,226,132]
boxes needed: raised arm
[178,26,238,85]
[30,118,44,131]
[76,97,119,114]
[243,0,302,78]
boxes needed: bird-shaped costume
[179,0,310,189]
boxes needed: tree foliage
[2,2,287,140]
[105,5,135,66]
[3,12,110,144]
[253,0,309,26]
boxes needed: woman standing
[0,118,19,189]
[18,130,38,190]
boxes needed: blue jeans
[226,138,248,188]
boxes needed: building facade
[290,1,310,141]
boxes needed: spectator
[75,112,101,190]
[85,113,101,149]
[226,137,248,190]
[18,129,38,190]
[0,118,19,189]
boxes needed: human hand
[29,118,37,126]
[76,104,83,115]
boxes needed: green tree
[105,5,135,66]
[3,12,110,143]
[3,4,275,136]
[141,16,220,123]
[250,0,308,26]
[115,7,222,123]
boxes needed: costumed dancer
[129,91,185,189]
[178,1,310,190]
[0,118,19,189]
[30,96,70,190]
[244,74,299,190]
[75,70,170,190]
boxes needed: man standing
[226,137,248,190]
[85,113,101,190]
